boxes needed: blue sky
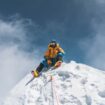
[0,0,97,62]
[0,0,105,103]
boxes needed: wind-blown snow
[2,61,105,105]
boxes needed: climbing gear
[25,76,35,86]
[50,75,60,105]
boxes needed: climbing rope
[41,72,60,105]
[51,75,54,105]
[50,75,60,105]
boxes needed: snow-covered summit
[3,61,105,105]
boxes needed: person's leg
[51,58,56,66]
[32,59,48,77]
[36,59,48,73]
[36,63,44,73]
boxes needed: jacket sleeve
[58,47,65,54]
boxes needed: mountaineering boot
[31,70,39,77]
[31,63,44,78]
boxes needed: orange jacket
[44,44,64,59]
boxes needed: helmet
[49,40,57,48]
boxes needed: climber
[31,40,65,77]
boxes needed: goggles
[49,42,56,47]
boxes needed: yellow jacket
[44,44,64,59]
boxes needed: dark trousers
[36,52,64,73]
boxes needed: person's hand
[47,60,52,65]
[54,61,62,68]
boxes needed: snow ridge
[3,61,105,105]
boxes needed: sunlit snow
[3,61,105,105]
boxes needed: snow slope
[2,61,105,105]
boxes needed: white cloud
[79,0,105,70]
[86,22,105,70]
[0,19,25,39]
[0,18,41,103]
[96,0,105,4]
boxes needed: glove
[54,61,62,68]
[47,60,52,65]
